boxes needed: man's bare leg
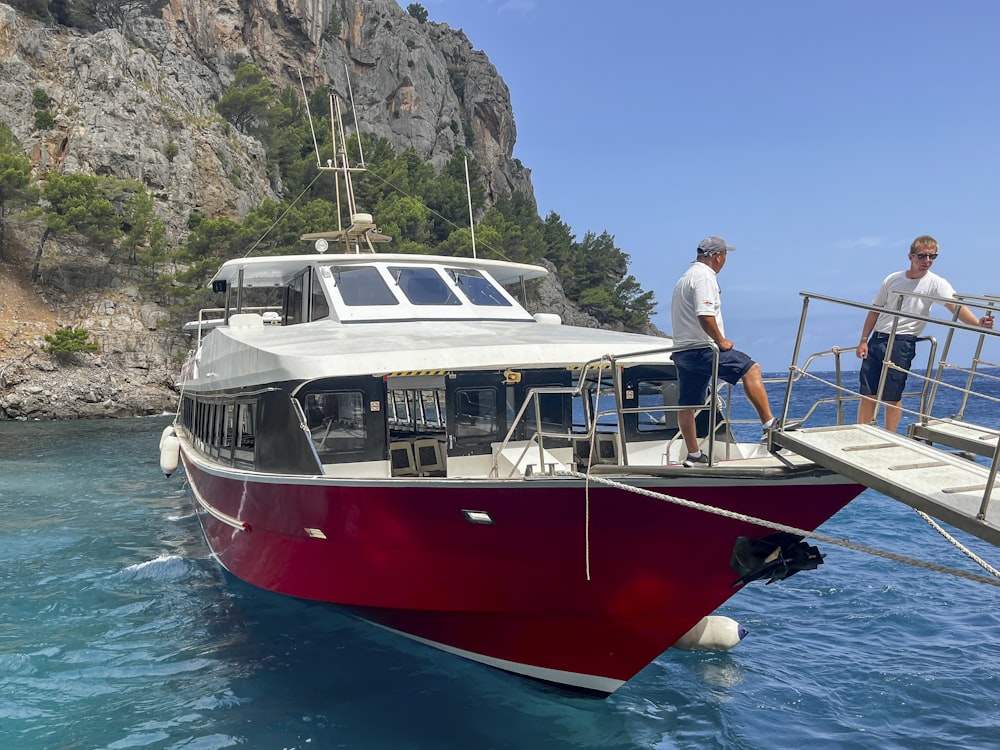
[857,396,876,426]
[740,363,775,425]
[884,401,903,432]
[678,409,700,453]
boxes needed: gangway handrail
[783,289,1000,523]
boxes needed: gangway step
[908,418,1000,459]
[772,424,1000,548]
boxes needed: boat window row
[178,366,688,476]
[220,263,516,330]
[329,264,514,308]
[181,397,256,468]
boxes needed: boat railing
[783,291,999,425]
[185,305,283,347]
[492,343,727,475]
[781,290,1000,518]
[719,334,938,435]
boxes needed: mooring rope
[558,468,1000,588]
[915,510,1000,579]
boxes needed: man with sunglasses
[856,235,994,431]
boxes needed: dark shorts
[672,347,756,407]
[859,333,917,402]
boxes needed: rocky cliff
[0,0,608,421]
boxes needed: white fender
[159,425,175,450]
[160,434,180,477]
[673,615,748,652]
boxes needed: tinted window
[391,267,461,306]
[455,388,498,440]
[448,268,512,307]
[311,268,330,320]
[334,266,399,306]
[304,391,367,456]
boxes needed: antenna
[464,155,477,259]
[299,70,322,168]
[345,64,366,168]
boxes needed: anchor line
[560,469,1000,589]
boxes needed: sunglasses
[912,252,938,260]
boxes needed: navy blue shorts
[859,333,917,402]
[672,347,756,406]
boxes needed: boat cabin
[177,253,733,481]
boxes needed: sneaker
[761,418,803,443]
[683,452,711,467]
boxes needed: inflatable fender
[159,426,180,477]
[673,615,748,652]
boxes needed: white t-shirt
[872,270,957,336]
[671,261,724,346]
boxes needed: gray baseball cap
[697,236,735,256]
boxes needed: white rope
[915,510,1000,579]
[557,469,1000,588]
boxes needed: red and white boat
[162,106,865,694]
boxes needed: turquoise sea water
[2,373,999,749]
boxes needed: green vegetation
[407,3,429,24]
[0,123,39,261]
[32,88,51,109]
[42,327,99,358]
[32,172,159,281]
[33,110,54,130]
[3,59,656,333]
[32,87,54,131]
[11,0,170,33]
[324,13,342,40]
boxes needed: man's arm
[856,310,879,359]
[945,303,995,329]
[698,315,733,352]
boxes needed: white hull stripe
[184,457,249,532]
[366,620,625,694]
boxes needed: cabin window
[233,402,256,466]
[391,267,461,306]
[420,389,443,427]
[390,390,411,424]
[334,266,399,306]
[519,389,572,438]
[447,268,512,307]
[455,388,498,440]
[632,379,679,433]
[311,268,330,320]
[284,271,306,325]
[387,388,445,433]
[303,391,367,457]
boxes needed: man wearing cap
[670,236,792,466]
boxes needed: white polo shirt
[671,261,724,346]
[872,271,956,336]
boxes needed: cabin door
[445,372,506,457]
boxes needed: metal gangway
[771,291,1000,547]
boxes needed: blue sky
[414,1,999,372]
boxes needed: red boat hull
[181,450,863,692]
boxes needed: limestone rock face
[0,0,580,419]
[0,0,531,241]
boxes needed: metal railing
[491,343,724,476]
[782,290,1000,519]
